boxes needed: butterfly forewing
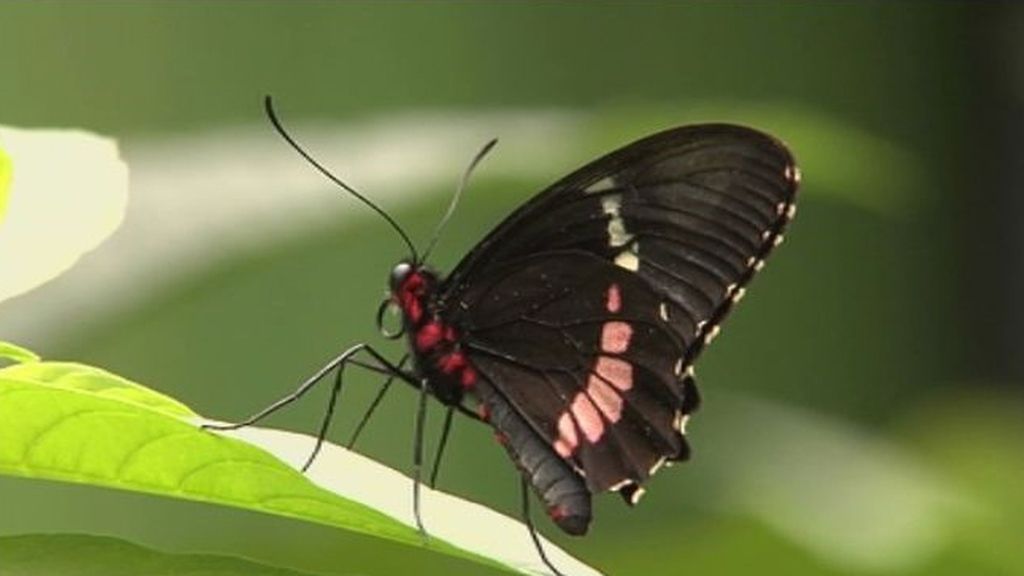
[435,123,798,533]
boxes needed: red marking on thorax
[415,321,445,351]
[396,269,481,392]
[460,365,477,389]
[411,315,477,390]
[438,351,466,373]
[398,273,427,324]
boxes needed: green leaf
[0,348,600,576]
[0,143,10,225]
[0,361,194,418]
[0,340,40,364]
[0,533,322,576]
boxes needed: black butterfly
[207,97,798,573]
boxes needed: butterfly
[208,97,798,572]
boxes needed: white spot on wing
[773,234,784,247]
[754,259,765,272]
[608,479,632,492]
[658,302,669,321]
[628,486,647,505]
[786,203,798,219]
[673,358,684,376]
[785,165,801,185]
[674,413,689,433]
[732,287,747,302]
[703,324,721,344]
[614,244,639,271]
[601,194,634,248]
[649,457,667,476]
[585,175,617,194]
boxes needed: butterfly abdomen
[476,375,593,536]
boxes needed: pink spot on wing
[586,372,624,423]
[554,439,573,458]
[600,321,633,354]
[571,393,605,442]
[605,283,622,313]
[595,356,633,392]
[553,412,579,457]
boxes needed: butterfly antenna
[263,95,419,262]
[420,138,498,265]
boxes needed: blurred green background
[2,2,1022,575]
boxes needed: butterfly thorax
[391,262,477,406]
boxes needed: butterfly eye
[376,297,405,340]
[389,261,413,293]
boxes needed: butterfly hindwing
[459,252,691,493]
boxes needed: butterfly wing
[438,124,798,530]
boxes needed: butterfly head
[388,260,438,327]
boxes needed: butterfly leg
[521,476,566,576]
[306,348,423,470]
[203,343,415,469]
[300,359,347,471]
[201,345,359,432]
[346,354,409,449]
[428,406,455,488]
[412,375,430,536]
[350,354,464,536]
